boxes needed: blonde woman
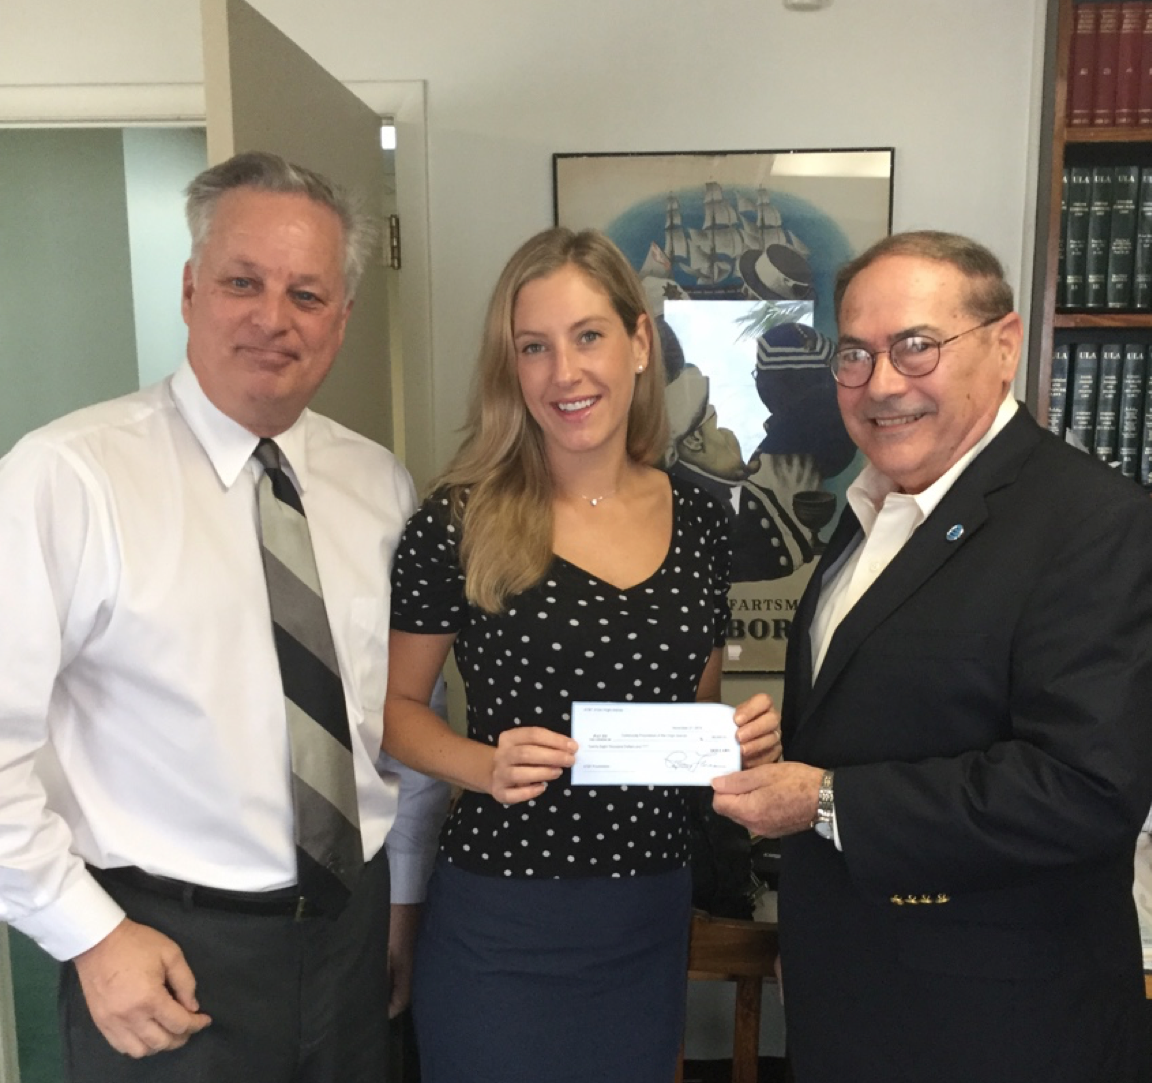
[383,228,781,1083]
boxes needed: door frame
[0,928,15,1083]
[0,80,438,488]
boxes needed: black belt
[90,865,323,920]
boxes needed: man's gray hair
[185,151,377,298]
[833,230,1015,325]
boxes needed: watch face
[814,819,833,840]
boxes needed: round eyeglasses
[829,314,1007,388]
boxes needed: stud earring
[636,365,645,373]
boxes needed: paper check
[570,701,740,786]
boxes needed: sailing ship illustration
[649,182,814,299]
[663,194,690,262]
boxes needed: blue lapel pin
[945,524,964,542]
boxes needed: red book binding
[1093,2,1123,125]
[1069,1,1100,127]
[1138,1,1152,123]
[1115,1,1145,124]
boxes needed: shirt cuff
[11,871,126,961]
[386,840,439,905]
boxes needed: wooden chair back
[674,909,782,1083]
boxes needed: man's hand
[72,918,212,1058]
[712,761,826,837]
[388,903,422,1019]
[732,693,783,769]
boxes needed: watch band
[812,769,835,840]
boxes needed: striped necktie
[253,438,363,916]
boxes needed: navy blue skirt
[412,859,692,1083]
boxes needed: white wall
[4,0,1047,471]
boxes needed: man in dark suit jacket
[713,230,1152,1082]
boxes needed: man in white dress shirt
[0,152,447,1082]
[712,231,1152,1081]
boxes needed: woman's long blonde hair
[436,227,667,613]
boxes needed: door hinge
[387,214,401,270]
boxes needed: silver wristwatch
[812,769,835,840]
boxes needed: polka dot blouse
[390,474,731,880]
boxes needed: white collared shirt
[811,395,1019,678]
[0,362,447,960]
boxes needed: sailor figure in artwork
[660,320,813,583]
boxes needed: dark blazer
[778,407,1152,1083]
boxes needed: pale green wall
[0,129,138,456]
[122,127,206,388]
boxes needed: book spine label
[1116,2,1145,123]
[1118,343,1147,476]
[1064,165,1094,308]
[1071,1,1101,126]
[1048,343,1072,437]
[1133,168,1152,307]
[1094,3,1123,125]
[1107,163,1140,307]
[1094,343,1123,461]
[1085,166,1116,308]
[1070,343,1101,452]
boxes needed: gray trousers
[60,848,391,1083]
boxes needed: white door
[202,0,395,449]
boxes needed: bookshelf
[1028,0,1152,478]
[1032,5,1152,1002]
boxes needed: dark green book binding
[1058,168,1069,303]
[1085,166,1115,310]
[1047,342,1071,438]
[1106,164,1140,309]
[1140,364,1152,488]
[1117,344,1146,478]
[1064,165,1093,309]
[1133,168,1152,309]
[1069,342,1100,452]
[1093,343,1123,462]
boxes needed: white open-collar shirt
[810,396,1019,680]
[0,362,447,959]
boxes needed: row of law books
[1048,341,1152,486]
[1059,164,1152,310]
[1067,1,1152,127]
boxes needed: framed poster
[554,149,894,672]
